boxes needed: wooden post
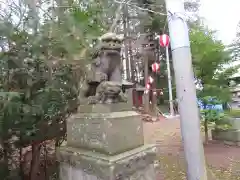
[151,72,158,116]
[144,57,149,113]
[123,5,130,80]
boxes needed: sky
[1,0,239,45]
[199,0,240,45]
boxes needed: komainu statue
[80,32,127,104]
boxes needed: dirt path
[143,119,240,180]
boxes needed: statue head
[99,32,123,54]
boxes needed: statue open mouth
[102,48,121,54]
[101,43,122,54]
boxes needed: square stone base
[57,144,157,180]
[67,110,144,155]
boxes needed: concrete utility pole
[164,0,208,179]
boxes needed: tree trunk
[203,103,208,144]
[2,141,9,178]
[204,119,208,144]
[44,144,48,180]
[150,72,157,116]
[19,147,24,180]
[29,143,41,180]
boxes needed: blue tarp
[198,99,223,112]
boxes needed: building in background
[229,72,240,109]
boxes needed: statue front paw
[88,96,99,104]
[100,73,108,82]
[92,72,108,82]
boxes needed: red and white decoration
[148,76,154,84]
[151,62,160,72]
[144,83,151,94]
[159,34,170,47]
[146,83,151,89]
[144,76,154,94]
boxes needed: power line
[120,1,165,8]
[114,0,167,16]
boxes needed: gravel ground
[143,119,240,180]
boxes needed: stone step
[57,144,157,180]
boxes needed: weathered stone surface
[88,81,127,104]
[80,32,124,104]
[223,140,240,147]
[78,103,132,113]
[59,163,156,180]
[57,144,157,180]
[230,118,240,129]
[67,111,144,155]
[212,129,240,142]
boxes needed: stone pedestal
[57,103,157,180]
[212,129,240,146]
